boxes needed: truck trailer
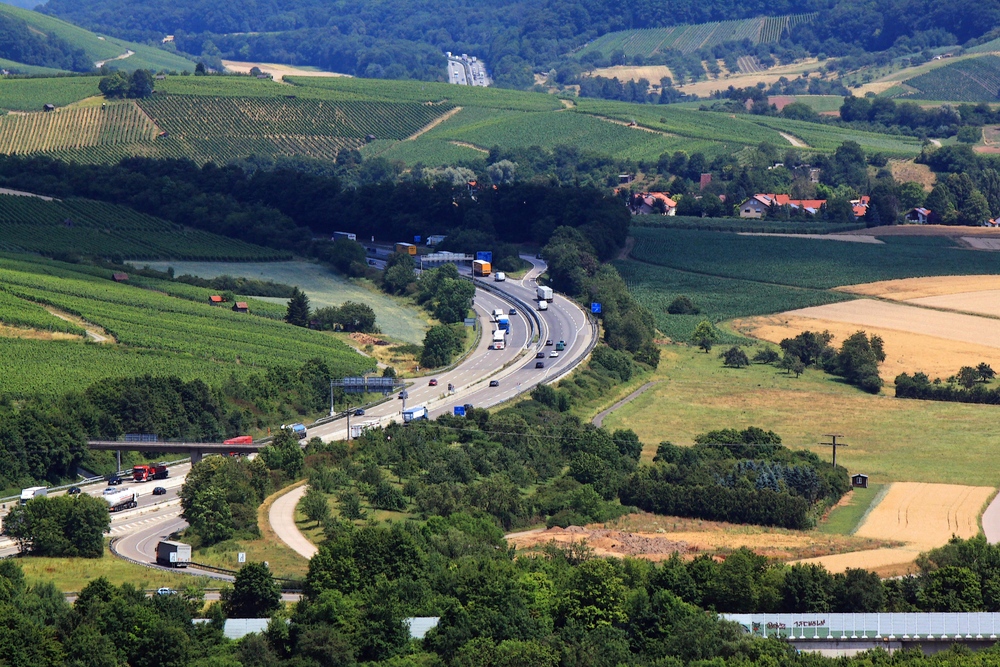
[497,317,510,332]
[395,242,417,255]
[402,406,428,423]
[156,540,192,568]
[472,259,491,277]
[492,329,506,350]
[332,231,357,241]
[283,423,308,439]
[105,489,138,512]
[19,486,47,504]
[133,463,168,482]
[536,286,553,301]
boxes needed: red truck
[224,435,253,456]
[133,462,169,482]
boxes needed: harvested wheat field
[837,275,1000,300]
[908,290,1000,317]
[796,483,994,576]
[733,309,1000,381]
[507,513,894,562]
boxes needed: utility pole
[346,407,352,442]
[819,434,847,468]
[330,379,335,417]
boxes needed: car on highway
[545,339,553,346]
[463,403,474,411]
[535,361,545,368]
[429,379,438,386]
[354,408,365,416]
[536,352,545,359]
[107,474,122,485]
[153,486,167,495]
[489,380,499,387]
[509,308,517,315]
[67,486,81,495]
[156,587,176,595]
[103,487,118,495]
[549,351,559,358]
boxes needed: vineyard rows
[745,115,923,155]
[0,288,84,335]
[0,194,288,260]
[0,76,102,112]
[577,14,816,58]
[0,261,372,397]
[0,103,156,154]
[904,55,1000,101]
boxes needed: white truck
[104,489,139,512]
[403,406,428,423]
[492,329,506,350]
[156,540,192,568]
[19,487,47,504]
[494,272,506,282]
[536,286,553,301]
[538,300,548,311]
[492,308,504,321]
[350,420,380,438]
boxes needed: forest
[0,10,91,71]
[34,0,1000,84]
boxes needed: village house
[738,194,827,219]
[232,301,249,314]
[905,207,931,224]
[629,192,677,216]
[851,195,870,219]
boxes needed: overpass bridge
[87,441,262,464]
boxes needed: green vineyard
[575,14,816,58]
[0,288,84,335]
[0,255,372,397]
[0,76,103,112]
[903,55,1000,101]
[0,102,156,154]
[0,194,289,260]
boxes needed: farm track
[588,114,674,136]
[405,106,462,140]
[448,140,488,153]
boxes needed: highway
[306,256,594,439]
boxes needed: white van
[538,300,548,311]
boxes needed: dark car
[489,380,499,387]
[429,378,438,386]
[107,475,122,486]
[535,361,545,368]
[354,408,365,416]
[509,308,517,315]
[545,339,553,346]
[463,403,474,411]
[536,352,545,359]
[67,487,81,495]
[153,487,167,495]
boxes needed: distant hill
[0,3,196,73]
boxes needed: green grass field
[0,194,288,260]
[817,484,885,535]
[140,260,431,344]
[0,4,195,74]
[0,76,102,112]
[0,255,373,396]
[18,546,213,592]
[600,345,1000,486]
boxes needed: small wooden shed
[232,301,249,313]
[43,103,55,112]
[112,272,129,282]
[209,295,224,304]
[851,473,869,489]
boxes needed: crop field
[903,55,1000,102]
[0,194,288,260]
[0,76,102,112]
[632,215,866,234]
[141,260,430,344]
[0,57,67,76]
[286,76,566,112]
[156,76,366,100]
[0,102,156,154]
[373,138,487,167]
[575,14,816,58]
[797,483,994,574]
[745,115,923,155]
[0,257,372,396]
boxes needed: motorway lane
[308,286,532,441]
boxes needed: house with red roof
[905,207,931,224]
[851,195,871,219]
[738,194,827,218]
[629,192,677,216]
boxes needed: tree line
[895,363,1000,404]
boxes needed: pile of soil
[350,333,389,346]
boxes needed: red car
[429,379,438,386]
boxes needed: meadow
[0,76,102,112]
[0,256,373,396]
[140,260,431,344]
[0,194,288,260]
[600,345,1000,486]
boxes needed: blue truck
[497,317,510,332]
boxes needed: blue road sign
[453,406,466,416]
[591,302,602,314]
[476,251,493,263]
[414,235,422,243]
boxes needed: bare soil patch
[889,160,936,190]
[222,60,349,82]
[908,290,1000,317]
[0,324,80,341]
[778,131,808,147]
[733,310,1000,381]
[507,513,893,562]
[961,237,1000,250]
[795,482,992,575]
[406,106,462,140]
[736,232,883,244]
[844,224,1000,237]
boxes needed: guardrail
[544,305,599,386]
[469,277,543,350]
